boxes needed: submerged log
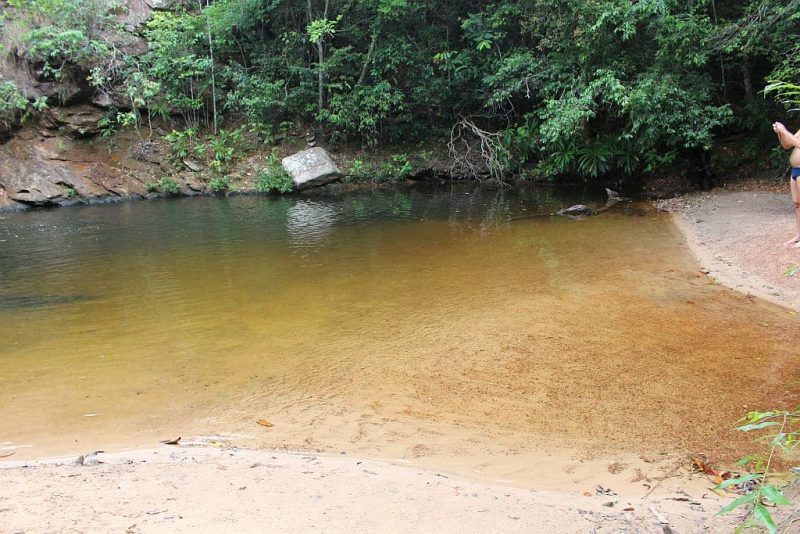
[557,204,594,217]
[556,190,625,218]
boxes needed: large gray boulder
[145,0,175,9]
[282,147,341,190]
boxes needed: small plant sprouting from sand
[783,265,800,278]
[716,410,799,533]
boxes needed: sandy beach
[660,187,800,312]
[3,186,800,533]
[1,446,739,533]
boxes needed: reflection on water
[0,185,798,479]
[286,201,337,248]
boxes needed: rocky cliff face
[0,48,220,211]
[0,1,177,211]
[1,125,152,211]
[0,111,222,211]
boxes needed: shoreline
[659,188,800,313]
[0,177,611,215]
[671,213,796,311]
[0,445,737,533]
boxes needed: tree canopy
[2,0,800,181]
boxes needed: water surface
[1,186,798,483]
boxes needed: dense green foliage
[0,80,47,129]
[5,0,120,79]
[2,0,800,181]
[158,176,181,195]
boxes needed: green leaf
[739,411,779,424]
[753,503,777,534]
[761,485,791,506]
[784,265,800,277]
[737,421,780,432]
[718,493,756,515]
[306,18,338,44]
[716,473,761,489]
[772,432,789,448]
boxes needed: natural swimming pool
[1,186,798,484]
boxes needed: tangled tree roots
[448,117,510,185]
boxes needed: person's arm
[774,122,800,149]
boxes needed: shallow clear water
[1,186,798,476]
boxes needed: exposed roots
[448,117,510,185]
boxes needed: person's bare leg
[788,177,800,247]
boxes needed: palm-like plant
[764,80,800,112]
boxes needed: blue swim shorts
[792,167,800,180]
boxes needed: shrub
[0,80,47,128]
[376,154,413,181]
[390,154,413,179]
[345,158,373,182]
[210,127,244,164]
[208,176,229,193]
[323,82,405,146]
[256,168,293,193]
[9,0,120,85]
[256,149,293,193]
[716,409,799,533]
[0,81,29,127]
[164,128,197,161]
[158,177,180,195]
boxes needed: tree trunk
[358,33,378,86]
[317,39,325,113]
[742,57,753,104]
[199,0,217,134]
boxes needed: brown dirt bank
[0,111,494,214]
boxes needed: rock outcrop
[42,104,106,137]
[0,0,237,211]
[0,127,159,209]
[282,147,342,190]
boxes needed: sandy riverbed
[2,186,800,533]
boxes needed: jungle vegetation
[1,0,799,182]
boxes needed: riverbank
[0,446,738,533]
[0,119,494,213]
[658,182,800,312]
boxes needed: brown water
[1,187,798,485]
